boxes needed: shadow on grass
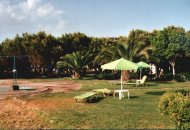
[129,96,139,99]
[155,81,175,84]
[81,77,96,80]
[146,83,159,87]
[87,96,105,103]
[145,91,165,96]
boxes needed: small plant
[159,90,190,129]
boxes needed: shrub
[95,73,104,80]
[174,72,190,82]
[174,89,190,97]
[175,74,187,82]
[129,72,138,79]
[95,71,120,80]
[159,90,190,129]
[179,72,190,81]
[103,73,115,80]
[147,73,156,80]
[164,73,174,81]
[158,73,173,81]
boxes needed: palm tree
[96,31,153,80]
[96,42,152,64]
[57,51,93,79]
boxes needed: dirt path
[0,79,81,97]
[0,79,81,129]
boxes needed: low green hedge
[180,72,190,81]
[175,74,187,82]
[159,90,190,129]
[95,71,120,80]
[175,72,190,82]
[159,73,173,81]
[159,72,190,82]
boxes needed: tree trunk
[169,60,176,77]
[172,63,175,76]
[72,71,80,79]
[122,70,130,81]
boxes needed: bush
[158,73,173,81]
[175,74,187,82]
[95,71,120,80]
[147,73,156,80]
[164,73,174,81]
[95,73,104,80]
[180,72,190,81]
[174,89,190,97]
[174,72,190,82]
[159,90,190,129]
[129,72,138,79]
[103,73,116,80]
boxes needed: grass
[25,79,190,129]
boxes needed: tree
[93,37,117,62]
[151,26,187,76]
[185,31,190,56]
[26,31,60,75]
[126,30,153,62]
[96,30,152,63]
[57,51,93,79]
[1,35,31,77]
[96,30,153,80]
[57,32,91,54]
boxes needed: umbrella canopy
[101,58,138,90]
[137,61,151,80]
[101,58,138,70]
[137,61,151,68]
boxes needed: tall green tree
[151,26,187,76]
[1,35,31,77]
[27,31,60,75]
[96,30,152,64]
[185,31,190,56]
[127,29,152,62]
[96,30,153,80]
[57,32,90,54]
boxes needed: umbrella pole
[140,69,142,80]
[121,71,123,90]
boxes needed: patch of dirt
[0,98,51,129]
[27,98,76,110]
[0,96,80,129]
[0,79,81,97]
[0,79,82,129]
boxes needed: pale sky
[0,0,190,42]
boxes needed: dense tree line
[0,26,190,79]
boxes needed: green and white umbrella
[137,61,151,80]
[101,58,138,90]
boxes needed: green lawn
[29,79,190,129]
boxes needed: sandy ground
[0,79,81,96]
[0,79,81,129]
